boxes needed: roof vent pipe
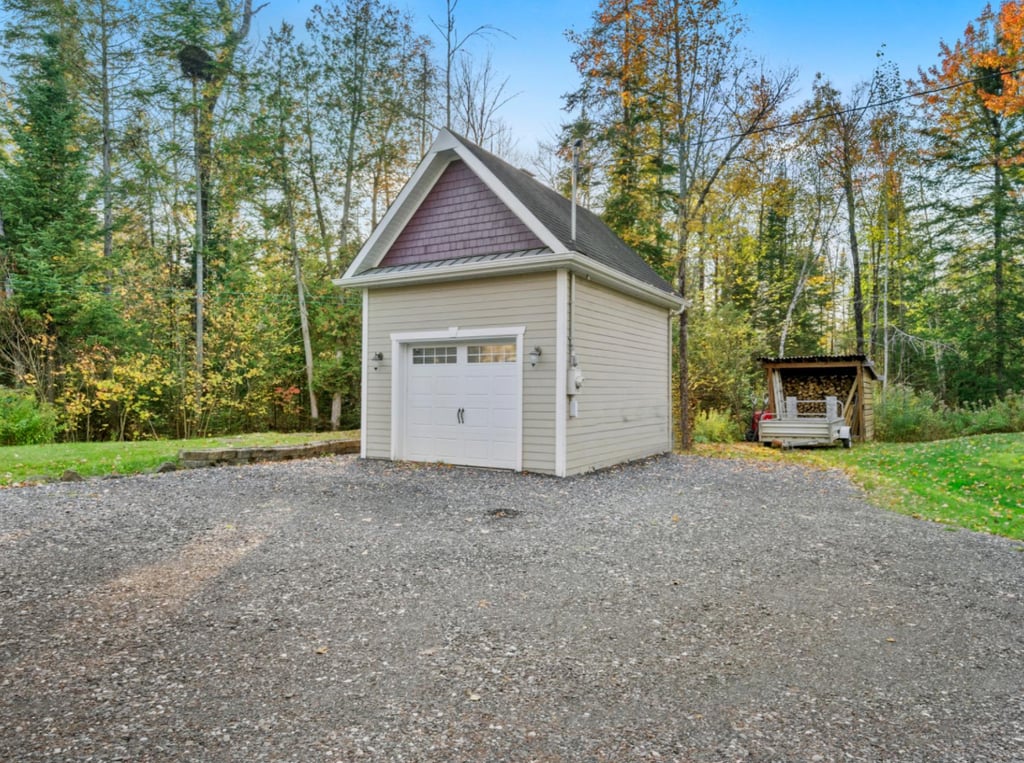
[570,139,582,247]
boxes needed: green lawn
[0,430,359,487]
[697,433,1024,542]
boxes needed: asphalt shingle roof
[455,135,678,296]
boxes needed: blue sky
[256,0,991,150]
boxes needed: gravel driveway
[1,454,1022,762]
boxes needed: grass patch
[0,430,359,487]
[694,434,1024,541]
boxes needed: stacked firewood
[781,374,855,415]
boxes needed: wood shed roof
[758,355,882,381]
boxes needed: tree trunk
[992,153,1007,392]
[843,164,865,354]
[281,144,318,426]
[99,0,113,262]
[677,265,691,451]
[301,96,331,268]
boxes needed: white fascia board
[570,257,685,311]
[336,251,685,311]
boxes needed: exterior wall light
[371,351,384,371]
[528,346,542,367]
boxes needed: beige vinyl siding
[364,272,558,473]
[566,277,672,474]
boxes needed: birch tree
[805,77,874,355]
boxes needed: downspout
[554,270,569,476]
[568,271,578,421]
[568,272,576,360]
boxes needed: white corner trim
[360,289,369,459]
[666,309,674,453]
[555,269,568,477]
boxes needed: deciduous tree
[916,0,1024,399]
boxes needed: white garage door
[403,341,520,469]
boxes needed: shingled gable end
[338,129,684,477]
[380,160,546,267]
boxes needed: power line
[1,278,348,305]
[715,65,1024,144]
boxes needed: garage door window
[412,346,457,364]
[467,343,516,363]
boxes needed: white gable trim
[343,145,456,280]
[447,133,565,254]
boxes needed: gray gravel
[1,454,1022,762]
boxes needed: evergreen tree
[916,1,1024,401]
[1,31,104,336]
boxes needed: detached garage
[338,130,684,477]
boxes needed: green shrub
[874,386,952,442]
[687,303,767,416]
[876,385,1024,442]
[693,408,741,443]
[955,391,1024,436]
[0,388,58,445]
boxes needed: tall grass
[693,409,742,443]
[0,389,57,446]
[875,385,1024,442]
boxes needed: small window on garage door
[467,343,516,363]
[412,346,457,364]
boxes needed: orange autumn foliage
[919,1,1024,116]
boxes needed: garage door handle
[457,407,464,424]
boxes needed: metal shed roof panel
[758,355,881,380]
[363,248,550,276]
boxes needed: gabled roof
[338,130,683,309]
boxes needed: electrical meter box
[567,354,584,396]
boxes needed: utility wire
[712,65,1024,144]
[1,278,347,305]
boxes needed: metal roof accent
[364,248,550,275]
